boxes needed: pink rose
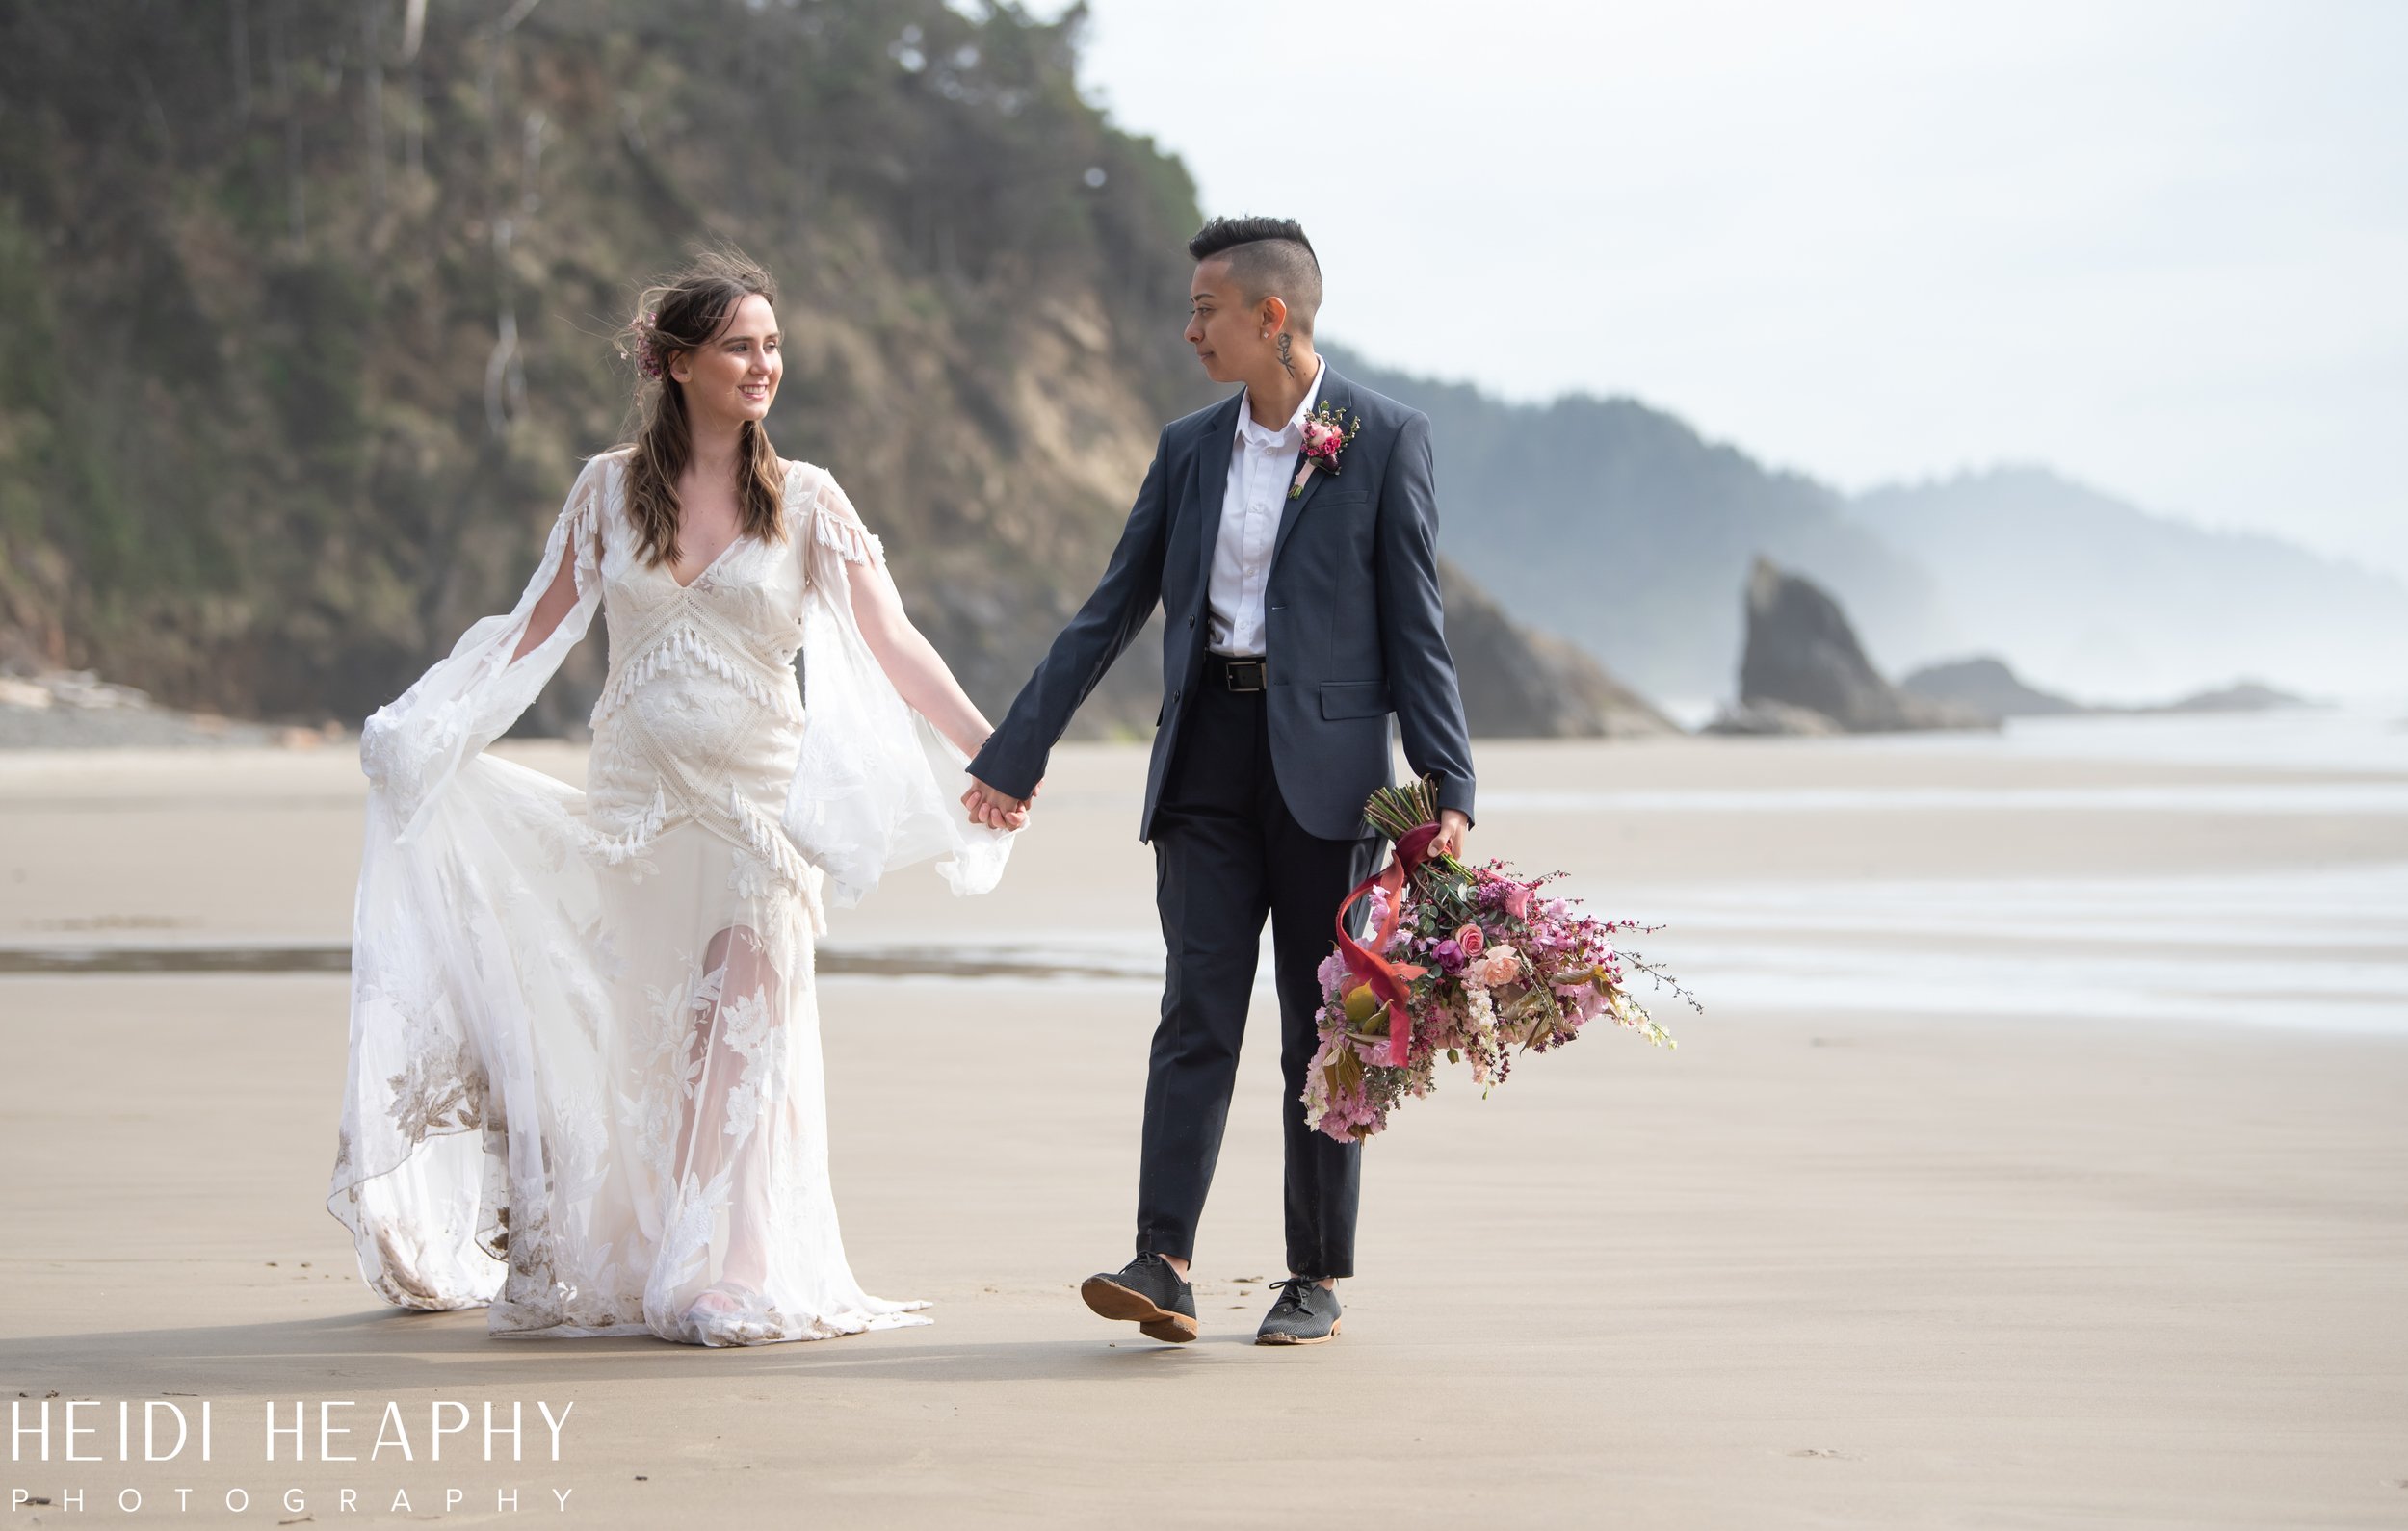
[1453,923,1484,959]
[1476,944,1520,988]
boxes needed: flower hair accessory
[1291,402,1362,499]
[628,309,667,382]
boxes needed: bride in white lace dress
[329,250,1016,1347]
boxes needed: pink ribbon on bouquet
[1334,820,1440,1066]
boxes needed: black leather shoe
[1255,1277,1342,1345]
[1080,1253,1198,1343]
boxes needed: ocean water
[1661,696,2408,773]
[21,706,2395,1033]
[1485,782,2408,815]
[1850,699,2408,773]
[824,705,2408,1034]
[1589,863,2408,1034]
[1583,704,2408,1032]
[819,861,2408,1034]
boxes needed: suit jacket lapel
[1269,364,1349,571]
[1188,390,1243,605]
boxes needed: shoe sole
[1255,1317,1342,1346]
[1081,1276,1198,1344]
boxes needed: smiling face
[667,292,781,427]
[1184,257,1284,385]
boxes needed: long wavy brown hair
[615,247,787,568]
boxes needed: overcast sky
[1045,0,2408,581]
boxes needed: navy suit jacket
[968,363,1477,843]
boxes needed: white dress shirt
[1205,357,1326,658]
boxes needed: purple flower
[1431,938,1464,973]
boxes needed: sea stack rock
[1713,558,1990,733]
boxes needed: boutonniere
[1291,404,1363,499]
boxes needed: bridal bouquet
[1304,778,1691,1142]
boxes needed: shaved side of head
[1189,216,1323,336]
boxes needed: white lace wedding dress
[329,448,1008,1346]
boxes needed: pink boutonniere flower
[1290,403,1363,499]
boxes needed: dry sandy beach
[3,722,2405,1527]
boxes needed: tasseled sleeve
[358,453,613,842]
[780,462,1013,907]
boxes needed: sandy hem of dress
[486,1305,934,1344]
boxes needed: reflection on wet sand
[0,941,1155,982]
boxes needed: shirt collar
[1236,355,1327,450]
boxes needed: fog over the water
[1053,0,2408,585]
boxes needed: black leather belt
[1204,653,1269,692]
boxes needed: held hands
[962,774,1037,832]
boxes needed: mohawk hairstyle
[1189,216,1323,336]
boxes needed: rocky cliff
[1437,562,1679,739]
[0,1,1631,742]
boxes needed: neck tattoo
[1276,332,1296,380]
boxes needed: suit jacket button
[1187,612,1196,628]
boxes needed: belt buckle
[1223,658,1267,692]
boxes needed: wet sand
[3,735,2404,1526]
